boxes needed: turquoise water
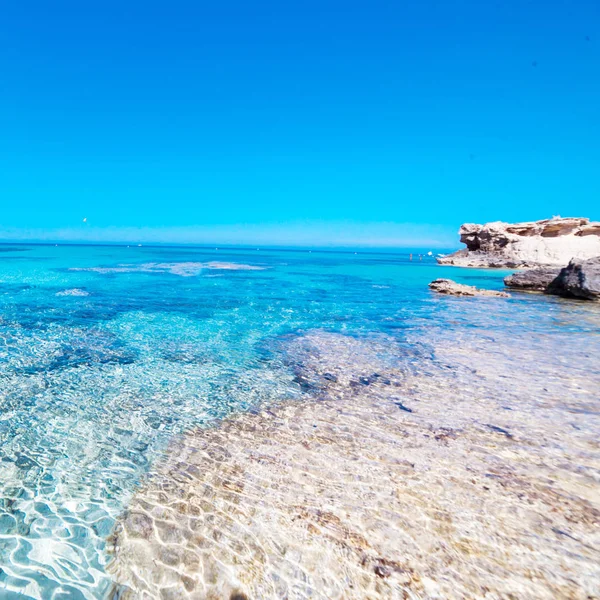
[0,244,597,599]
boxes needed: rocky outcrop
[429,279,509,298]
[438,217,600,268]
[503,257,600,300]
[546,257,600,300]
[504,268,561,292]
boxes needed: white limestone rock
[438,217,600,268]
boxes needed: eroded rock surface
[429,278,509,297]
[438,217,600,268]
[547,256,600,300]
[504,268,561,291]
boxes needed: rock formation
[438,217,600,268]
[429,279,509,297]
[546,256,600,300]
[504,268,561,292]
[504,258,600,301]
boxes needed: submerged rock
[504,268,561,292]
[546,256,600,300]
[429,279,509,298]
[69,261,266,276]
[107,330,600,599]
[438,217,600,268]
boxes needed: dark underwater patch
[0,284,32,294]
[11,330,138,375]
[160,348,210,365]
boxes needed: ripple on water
[0,310,299,599]
[1,250,599,599]
[108,326,600,599]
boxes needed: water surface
[0,244,597,598]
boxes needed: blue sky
[0,0,598,247]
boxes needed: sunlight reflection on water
[0,244,598,598]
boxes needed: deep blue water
[0,244,596,599]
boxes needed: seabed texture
[108,330,600,600]
[1,246,598,599]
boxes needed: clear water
[0,244,597,599]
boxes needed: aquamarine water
[0,244,598,599]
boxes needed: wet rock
[504,267,561,291]
[429,279,509,298]
[293,374,316,392]
[485,424,513,438]
[546,256,600,300]
[438,217,600,268]
[123,511,155,539]
[433,427,459,443]
[370,373,391,385]
[374,564,391,578]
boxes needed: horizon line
[0,240,456,254]
[0,222,458,249]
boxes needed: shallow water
[0,244,598,599]
[109,329,600,599]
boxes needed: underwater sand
[108,329,600,599]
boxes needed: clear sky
[0,0,598,247]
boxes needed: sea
[0,244,598,599]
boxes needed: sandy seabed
[107,326,600,600]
